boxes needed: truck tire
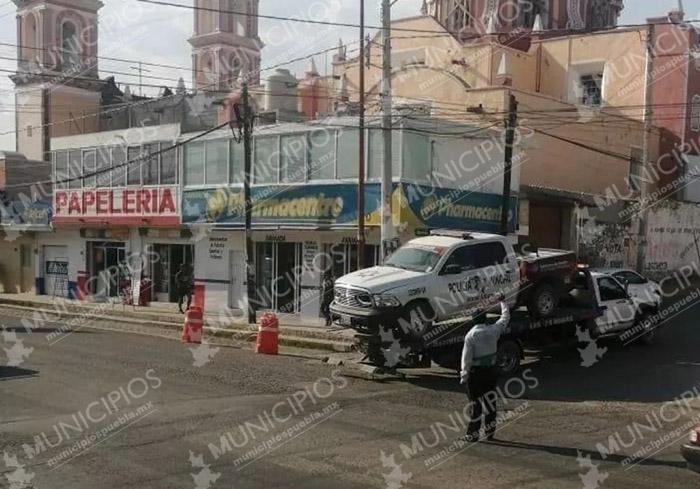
[496,339,522,376]
[528,283,558,318]
[398,302,433,339]
[636,311,657,346]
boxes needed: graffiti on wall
[576,207,631,268]
[645,203,700,273]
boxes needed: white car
[592,268,662,310]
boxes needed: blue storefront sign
[182,183,517,233]
[0,199,52,227]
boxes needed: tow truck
[350,267,660,374]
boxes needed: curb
[0,303,354,353]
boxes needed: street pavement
[1,304,699,489]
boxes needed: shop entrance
[326,243,379,278]
[151,244,194,302]
[254,242,302,314]
[87,241,127,299]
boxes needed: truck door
[434,244,481,320]
[471,241,518,305]
[594,276,636,334]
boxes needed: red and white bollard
[181,307,203,344]
[256,313,279,355]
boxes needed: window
[185,142,205,186]
[521,0,546,28]
[386,246,441,273]
[281,135,306,183]
[691,95,700,132]
[112,146,127,187]
[254,137,280,184]
[61,21,80,69]
[598,277,628,302]
[628,146,643,193]
[96,147,111,188]
[160,145,176,184]
[403,131,430,181]
[143,144,160,185]
[445,242,508,272]
[309,130,335,180]
[54,151,68,189]
[613,271,647,285]
[337,130,359,179]
[206,140,229,184]
[367,129,383,180]
[447,0,470,32]
[580,74,603,106]
[230,140,244,184]
[68,150,81,189]
[127,146,142,186]
[83,150,96,188]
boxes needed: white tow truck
[330,231,659,373]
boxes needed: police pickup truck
[330,229,577,338]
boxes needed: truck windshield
[385,247,441,272]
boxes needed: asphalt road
[1,305,699,489]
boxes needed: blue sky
[0,0,694,150]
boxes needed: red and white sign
[53,187,179,226]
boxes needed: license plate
[338,315,352,326]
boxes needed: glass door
[254,242,302,314]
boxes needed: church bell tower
[189,0,263,91]
[12,0,103,161]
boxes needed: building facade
[180,117,520,319]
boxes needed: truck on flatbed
[338,263,660,374]
[330,229,577,341]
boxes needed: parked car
[682,424,700,473]
[593,268,662,310]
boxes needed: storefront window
[143,144,160,185]
[254,137,279,184]
[280,135,306,183]
[337,130,359,179]
[230,140,244,184]
[185,142,205,186]
[206,139,229,185]
[68,150,81,189]
[368,129,383,180]
[309,130,335,180]
[127,146,142,186]
[160,146,176,184]
[83,150,96,188]
[112,146,127,187]
[54,151,68,189]
[403,131,431,181]
[96,147,111,188]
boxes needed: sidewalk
[0,293,356,353]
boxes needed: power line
[136,0,700,36]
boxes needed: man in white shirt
[460,295,510,441]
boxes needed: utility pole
[500,93,518,236]
[380,0,393,262]
[357,0,366,270]
[636,24,654,273]
[242,83,256,325]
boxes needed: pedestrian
[320,269,335,326]
[460,294,510,442]
[175,263,194,313]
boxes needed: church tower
[189,0,262,91]
[12,0,103,161]
[426,0,624,37]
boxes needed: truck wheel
[496,340,522,376]
[636,311,657,346]
[528,283,558,318]
[398,302,433,339]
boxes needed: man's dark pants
[466,366,500,439]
